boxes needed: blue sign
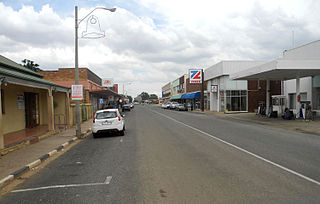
[99,99,103,104]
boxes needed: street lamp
[74,6,116,138]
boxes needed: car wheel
[92,133,98,138]
[119,130,125,136]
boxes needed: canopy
[181,91,200,99]
[230,59,320,81]
[170,94,183,100]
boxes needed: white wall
[284,77,312,108]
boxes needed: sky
[0,0,319,97]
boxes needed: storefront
[230,40,320,117]
[0,55,70,149]
[205,61,266,112]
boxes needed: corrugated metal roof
[0,55,43,78]
[0,67,56,86]
[0,55,70,88]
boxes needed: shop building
[39,68,120,116]
[0,55,70,149]
[162,72,207,110]
[161,82,171,101]
[205,61,281,112]
[230,40,320,117]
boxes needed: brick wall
[186,78,207,93]
[248,80,281,112]
[39,68,88,83]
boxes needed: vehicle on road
[176,103,188,111]
[92,109,125,138]
[161,103,170,109]
[122,104,131,111]
[130,103,134,109]
[170,102,179,109]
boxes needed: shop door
[25,92,40,128]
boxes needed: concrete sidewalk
[195,110,320,136]
[0,120,92,185]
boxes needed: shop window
[1,89,4,114]
[226,89,247,111]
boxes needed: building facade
[205,61,281,112]
[0,55,70,149]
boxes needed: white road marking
[150,109,320,187]
[120,139,123,142]
[104,176,112,184]
[11,182,108,193]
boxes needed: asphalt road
[1,105,320,203]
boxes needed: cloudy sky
[0,0,319,97]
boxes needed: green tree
[140,92,149,100]
[149,94,158,100]
[21,59,42,72]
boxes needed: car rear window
[96,111,117,119]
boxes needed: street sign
[71,85,83,100]
[189,69,202,83]
[99,98,103,104]
[102,78,114,87]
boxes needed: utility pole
[200,69,204,112]
[75,6,81,138]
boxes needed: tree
[140,92,149,100]
[21,59,42,72]
[149,94,158,100]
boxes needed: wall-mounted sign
[189,69,202,83]
[99,98,103,104]
[102,78,114,87]
[71,85,83,100]
[211,85,218,93]
[17,92,24,110]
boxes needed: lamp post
[74,6,116,138]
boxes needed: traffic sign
[189,69,202,83]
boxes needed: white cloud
[0,1,320,97]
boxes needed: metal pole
[75,6,81,138]
[201,69,204,112]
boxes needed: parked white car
[92,109,125,138]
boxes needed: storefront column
[266,80,270,115]
[296,78,301,118]
[0,88,3,149]
[47,87,54,131]
[65,91,71,127]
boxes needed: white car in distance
[92,109,125,138]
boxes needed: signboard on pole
[71,85,83,100]
[189,69,202,83]
[102,78,114,87]
[211,85,218,93]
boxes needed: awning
[170,94,183,100]
[230,59,320,81]
[181,91,200,99]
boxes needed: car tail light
[118,115,121,121]
[93,117,95,123]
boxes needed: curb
[0,129,92,189]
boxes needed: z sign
[189,69,202,83]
